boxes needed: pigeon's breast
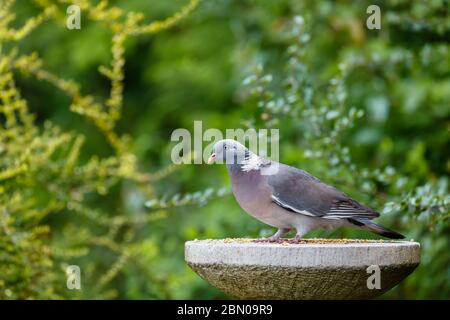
[230,170,270,211]
[230,170,293,228]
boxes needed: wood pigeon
[208,139,404,242]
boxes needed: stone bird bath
[185,239,420,299]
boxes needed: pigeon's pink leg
[255,228,290,243]
[288,233,302,244]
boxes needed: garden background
[0,0,449,299]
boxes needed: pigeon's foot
[286,234,302,244]
[253,228,291,243]
[253,237,284,243]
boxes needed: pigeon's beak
[207,153,216,164]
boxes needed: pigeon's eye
[224,145,227,150]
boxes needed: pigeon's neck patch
[241,154,262,172]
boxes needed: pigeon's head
[208,139,250,165]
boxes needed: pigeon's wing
[267,164,379,220]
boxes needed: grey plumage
[268,165,379,219]
[208,139,404,241]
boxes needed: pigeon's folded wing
[267,164,379,220]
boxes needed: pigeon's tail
[348,217,405,239]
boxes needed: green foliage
[0,0,449,299]
[1,0,201,299]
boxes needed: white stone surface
[185,239,420,268]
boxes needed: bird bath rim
[186,238,420,268]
